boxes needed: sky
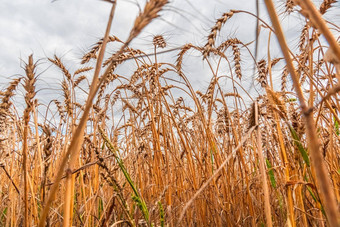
[0,0,257,79]
[2,0,338,114]
[0,0,261,111]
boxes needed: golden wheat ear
[22,54,38,227]
[203,10,235,58]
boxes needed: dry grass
[0,0,339,226]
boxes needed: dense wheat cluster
[0,0,339,226]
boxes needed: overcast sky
[2,0,339,113]
[1,1,339,76]
[0,0,258,77]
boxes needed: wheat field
[0,0,339,226]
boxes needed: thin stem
[264,1,340,226]
[38,2,117,226]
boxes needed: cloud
[0,0,263,103]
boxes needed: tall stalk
[39,3,117,226]
[23,55,37,226]
[264,0,340,226]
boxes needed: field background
[0,0,339,226]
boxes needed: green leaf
[98,197,104,219]
[334,116,339,136]
[158,201,165,227]
[306,186,325,216]
[266,159,276,188]
[1,207,7,224]
[289,126,310,166]
[100,128,150,223]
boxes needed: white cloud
[1,0,304,105]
